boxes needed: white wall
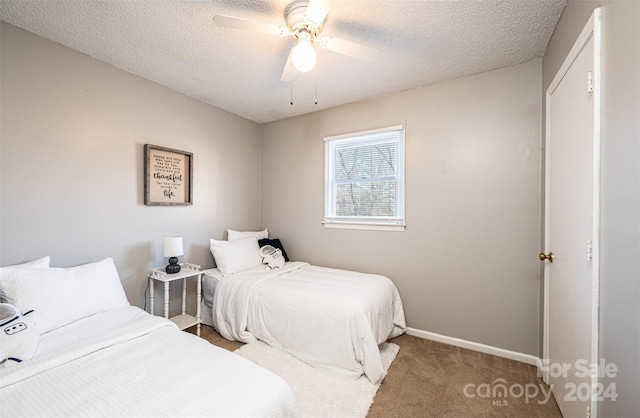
[261,60,543,356]
[0,22,263,311]
[599,2,640,416]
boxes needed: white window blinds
[324,125,405,231]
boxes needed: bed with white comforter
[0,257,299,417]
[0,306,299,417]
[205,261,406,384]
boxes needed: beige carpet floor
[190,325,562,417]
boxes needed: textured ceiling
[0,0,566,124]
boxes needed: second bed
[201,261,406,384]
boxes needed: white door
[543,10,600,418]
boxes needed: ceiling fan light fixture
[291,29,316,72]
[214,0,381,86]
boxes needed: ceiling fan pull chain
[290,69,294,105]
[314,62,318,105]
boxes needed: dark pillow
[258,238,289,262]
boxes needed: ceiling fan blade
[319,36,380,62]
[280,51,298,82]
[305,0,331,27]
[213,14,290,37]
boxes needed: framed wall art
[144,144,193,206]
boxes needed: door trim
[542,8,601,416]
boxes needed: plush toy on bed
[259,245,285,270]
[0,303,39,367]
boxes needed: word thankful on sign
[144,144,193,206]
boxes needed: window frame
[323,125,406,231]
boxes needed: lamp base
[166,257,181,274]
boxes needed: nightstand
[149,263,202,337]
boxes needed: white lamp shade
[163,237,184,257]
[291,33,316,72]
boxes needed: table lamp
[163,236,183,274]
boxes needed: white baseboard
[405,327,539,366]
[536,357,546,379]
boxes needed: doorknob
[539,252,554,262]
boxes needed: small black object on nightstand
[165,257,181,274]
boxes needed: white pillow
[227,228,268,241]
[210,237,262,276]
[0,257,51,303]
[0,256,50,270]
[0,258,129,335]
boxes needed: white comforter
[213,262,406,384]
[0,306,299,417]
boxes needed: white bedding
[0,305,299,417]
[211,262,406,384]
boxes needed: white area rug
[235,341,399,418]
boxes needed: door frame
[542,8,601,416]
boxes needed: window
[324,125,405,231]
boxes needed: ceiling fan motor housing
[285,1,323,36]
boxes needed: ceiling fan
[213,0,381,82]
